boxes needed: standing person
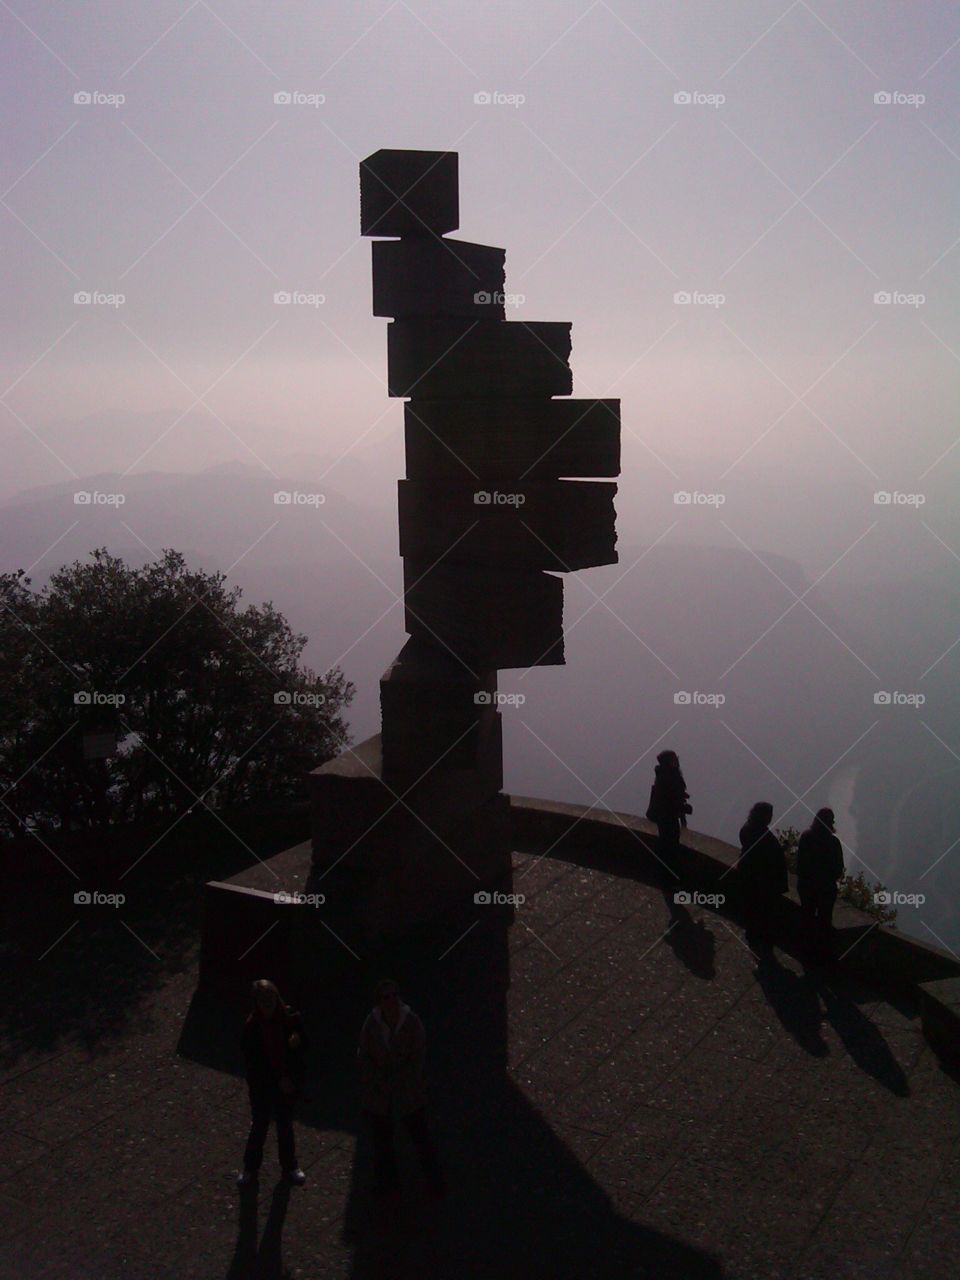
[737,802,788,955]
[797,808,845,959]
[358,979,444,1199]
[237,978,308,1188]
[646,749,692,879]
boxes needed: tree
[0,550,353,836]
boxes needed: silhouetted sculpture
[307,148,621,946]
[737,802,788,955]
[358,978,444,1198]
[797,807,845,958]
[237,979,308,1187]
[646,749,691,879]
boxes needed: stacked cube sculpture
[309,149,621,936]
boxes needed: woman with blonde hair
[236,978,308,1187]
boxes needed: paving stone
[4,849,960,1278]
[897,1181,960,1279]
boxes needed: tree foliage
[0,550,353,836]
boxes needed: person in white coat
[358,979,444,1197]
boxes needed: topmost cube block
[360,150,459,237]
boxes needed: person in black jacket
[647,750,692,879]
[797,808,845,958]
[237,978,308,1188]
[737,802,788,956]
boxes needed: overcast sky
[3,0,957,497]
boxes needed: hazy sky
[3,1,957,494]
[4,3,960,943]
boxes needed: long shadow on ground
[181,872,724,1280]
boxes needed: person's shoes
[285,1167,306,1186]
[236,1168,258,1188]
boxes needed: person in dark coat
[797,808,845,958]
[358,979,444,1198]
[737,802,788,955]
[237,978,308,1187]
[647,749,692,879]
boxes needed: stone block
[360,149,458,236]
[379,636,497,783]
[199,880,296,994]
[372,237,506,319]
[387,318,572,399]
[398,478,618,570]
[404,397,620,480]
[403,558,565,669]
[310,732,502,872]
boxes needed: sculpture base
[199,735,511,997]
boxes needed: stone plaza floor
[1,838,958,1278]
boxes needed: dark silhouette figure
[737,802,788,956]
[358,978,444,1199]
[797,808,845,960]
[647,749,692,880]
[238,978,308,1187]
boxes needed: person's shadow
[661,886,717,980]
[753,950,830,1057]
[806,966,911,1096]
[184,865,725,1279]
[225,1180,291,1280]
[751,950,912,1095]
